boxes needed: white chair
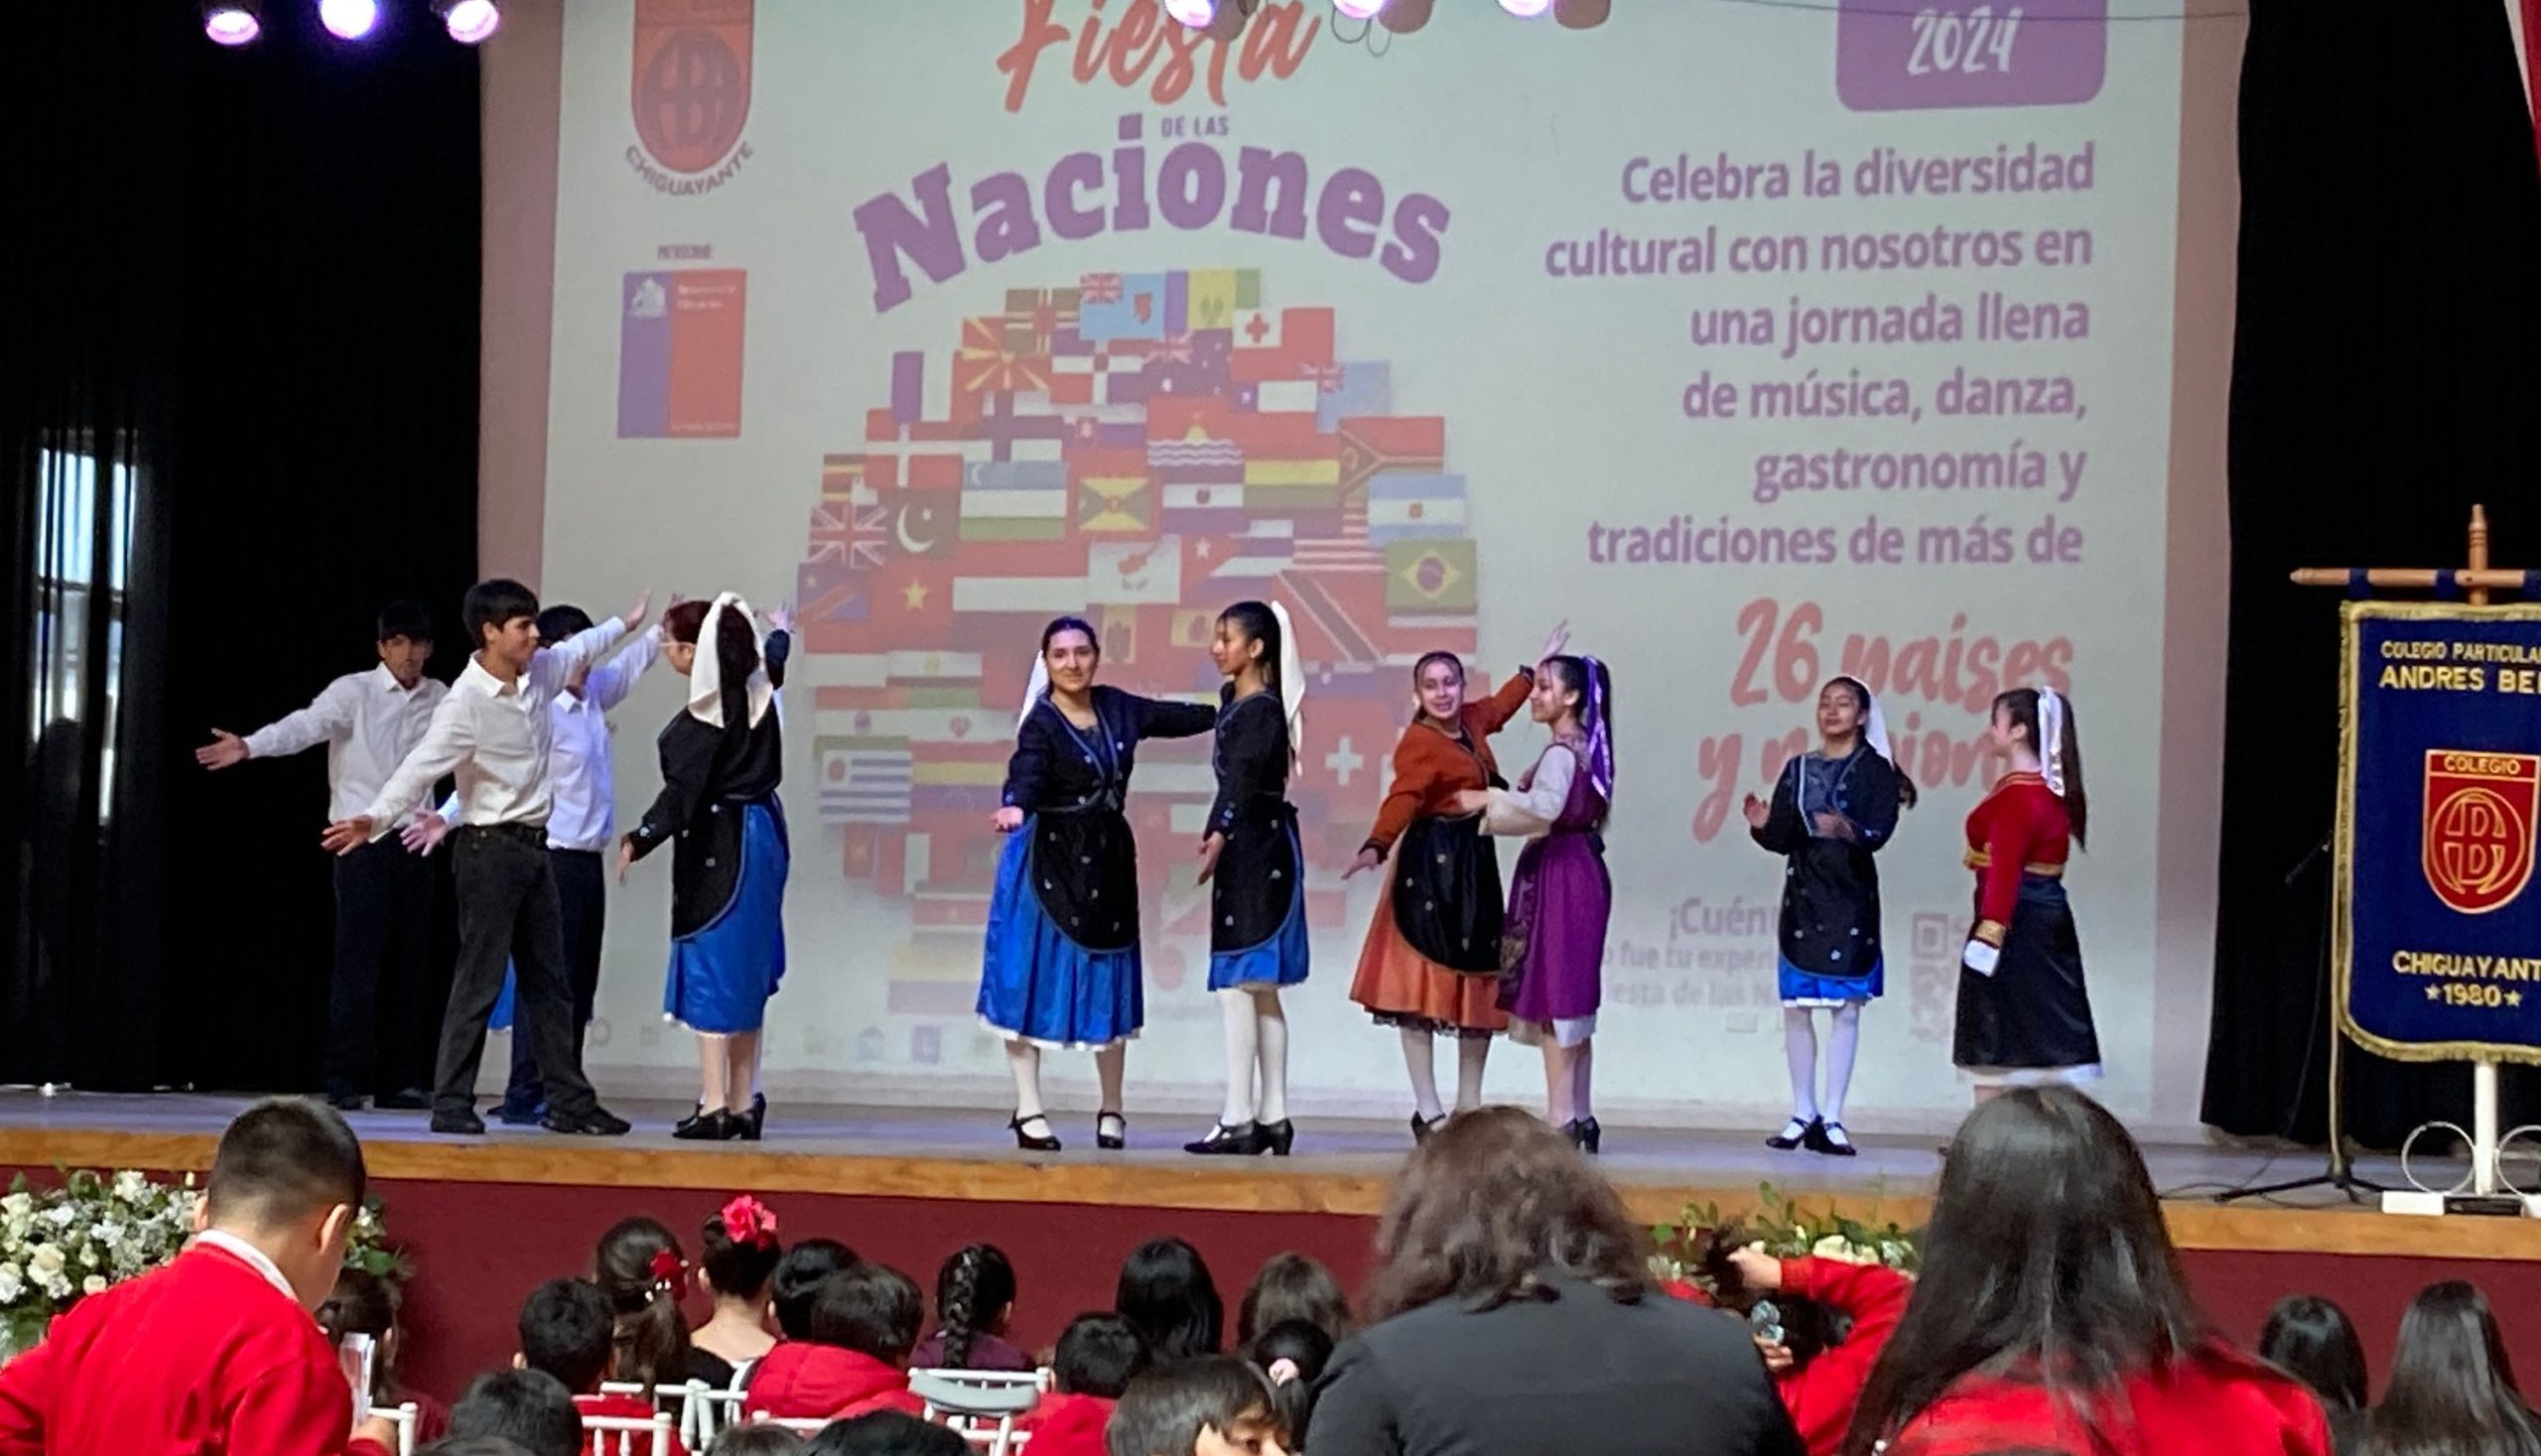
[911,1369,1047,1456]
[600,1381,742,1448]
[751,1411,831,1435]
[582,1411,675,1456]
[377,1401,419,1456]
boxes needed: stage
[7,1090,2541,1398]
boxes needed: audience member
[445,1369,582,1456]
[743,1264,929,1422]
[2260,1296,2368,1456]
[706,1426,806,1455]
[514,1276,691,1456]
[695,1196,785,1371]
[1843,1088,2329,1456]
[2365,1279,2541,1456]
[1236,1253,1354,1347]
[0,1097,400,1455]
[805,1411,967,1456]
[770,1240,861,1343]
[910,1244,1028,1372]
[1248,1319,1334,1449]
[1107,1357,1289,1456]
[1312,1105,1804,1456]
[322,1264,454,1446]
[1025,1312,1156,1456]
[1117,1237,1225,1365]
[421,1439,541,1456]
[598,1216,736,1391]
[1694,1237,1912,1456]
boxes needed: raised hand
[320,818,375,857]
[1538,619,1570,665]
[1743,793,1770,830]
[196,729,247,770]
[622,589,653,631]
[764,601,794,635]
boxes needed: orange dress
[1346,672,1534,1035]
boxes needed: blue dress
[978,686,1216,1047]
[1752,746,1902,1005]
[1206,689,1309,991]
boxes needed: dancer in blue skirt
[620,595,790,1141]
[980,615,1217,1152]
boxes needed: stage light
[1500,0,1553,16]
[318,0,380,41]
[1163,0,1216,26]
[203,1,262,45]
[435,0,502,44]
[1334,0,1390,19]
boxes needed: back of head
[2373,1280,2541,1456]
[205,1096,367,1234]
[809,1263,924,1365]
[1054,1311,1153,1399]
[708,1426,809,1456]
[1365,1104,1649,1322]
[420,1439,540,1456]
[378,599,436,645]
[1106,1357,1285,1456]
[772,1238,859,1341]
[1236,1253,1353,1346]
[317,1266,402,1395]
[702,1196,786,1303]
[517,1277,616,1394]
[1116,1237,1224,1364]
[806,1411,967,1456]
[2259,1295,2367,1415]
[1248,1319,1333,1449]
[1844,1087,2198,1456]
[449,1368,582,1456]
[535,604,595,645]
[464,579,541,649]
[931,1243,1018,1369]
[595,1216,700,1390]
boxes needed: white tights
[1782,1001,1863,1123]
[1004,1039,1130,1131]
[1217,988,1290,1125]
[696,1029,761,1115]
[1399,1027,1492,1123]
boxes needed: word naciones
[854,115,1450,314]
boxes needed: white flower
[0,1194,29,1221]
[79,1275,105,1297]
[1810,1234,1876,1264]
[35,1270,69,1302]
[42,1206,74,1230]
[0,1264,22,1304]
[27,1247,65,1279]
[112,1171,148,1204]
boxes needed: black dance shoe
[1262,1119,1295,1156]
[1767,1117,1818,1151]
[1010,1113,1062,1152]
[1410,1112,1446,1144]
[544,1106,631,1136]
[1184,1121,1270,1155]
[1576,1116,1602,1155]
[1096,1111,1128,1150]
[675,1108,732,1140]
[1808,1120,1857,1157]
[743,1093,766,1142]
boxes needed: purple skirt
[1499,831,1610,1024]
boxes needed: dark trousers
[439,826,598,1118]
[329,840,437,1098]
[501,848,606,1114]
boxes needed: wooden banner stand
[2293,504,2531,1217]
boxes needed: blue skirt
[1208,821,1310,992]
[1778,956,1884,1005]
[977,820,1143,1048]
[663,801,788,1034]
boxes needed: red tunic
[1962,771,2070,949]
[0,1243,394,1456]
[1882,1342,2332,1456]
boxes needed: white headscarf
[1833,675,1893,763]
[1017,653,1051,729]
[1269,599,1306,770]
[2035,683,2068,797]
[687,593,773,729]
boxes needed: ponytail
[2059,698,2088,850]
[933,1243,1018,1371]
[595,1217,699,1393]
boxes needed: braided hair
[932,1243,1018,1370]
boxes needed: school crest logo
[2423,750,2539,915]
[628,0,754,196]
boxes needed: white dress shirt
[359,618,627,838]
[241,665,448,827]
[191,1229,299,1302]
[437,629,660,853]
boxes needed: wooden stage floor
[5,1090,2539,1264]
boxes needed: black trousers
[438,826,598,1118]
[501,848,606,1114]
[329,839,438,1099]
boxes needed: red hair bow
[721,1194,779,1250]
[648,1248,685,1290]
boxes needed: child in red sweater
[514,1277,689,1456]
[1714,1247,1911,1456]
[1022,1312,1154,1456]
[742,1264,928,1423]
[0,1097,401,1456]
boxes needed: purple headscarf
[1580,654,1615,803]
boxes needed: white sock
[1400,1027,1445,1122]
[1005,1039,1046,1124]
[1255,990,1290,1125]
[1217,991,1260,1125]
[1453,1035,1490,1114]
[1783,1006,1821,1122]
[1823,1001,1863,1125]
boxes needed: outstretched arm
[208,676,358,769]
[1483,745,1575,838]
[328,696,475,851]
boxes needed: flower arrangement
[0,1168,406,1352]
[1652,1181,1920,1297]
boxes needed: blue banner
[2337,602,2541,1064]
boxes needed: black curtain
[2203,0,2541,1142]
[3,1,479,1091]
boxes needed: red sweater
[0,1243,394,1456]
[1018,1392,1115,1456]
[1661,1257,1911,1456]
[740,1344,926,1423]
[1882,1342,2332,1456]
[571,1392,689,1456]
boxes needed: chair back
[582,1411,675,1456]
[911,1369,1048,1456]
[752,1411,831,1434]
[378,1401,419,1456]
